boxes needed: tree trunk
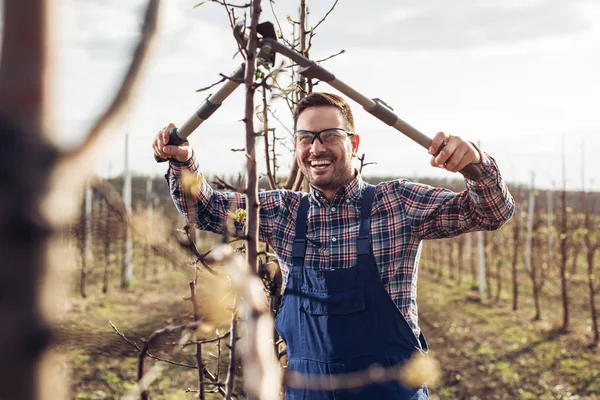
[449,240,456,280]
[485,232,492,300]
[588,251,599,345]
[102,199,111,294]
[121,134,133,288]
[0,0,159,397]
[495,257,502,303]
[560,186,569,331]
[532,280,541,321]
[0,0,57,397]
[457,236,464,284]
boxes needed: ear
[351,134,360,157]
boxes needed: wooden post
[121,133,133,288]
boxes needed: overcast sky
[34,0,600,190]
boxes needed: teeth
[311,160,332,167]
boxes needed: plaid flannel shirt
[166,151,514,337]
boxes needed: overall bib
[275,185,429,399]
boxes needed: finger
[162,123,176,145]
[429,131,449,155]
[154,142,170,159]
[454,154,475,174]
[162,144,189,161]
[430,156,445,168]
[444,146,469,172]
[434,139,458,166]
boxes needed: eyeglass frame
[293,128,356,146]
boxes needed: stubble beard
[302,158,354,193]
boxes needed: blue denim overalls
[275,185,429,399]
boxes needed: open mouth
[310,160,332,170]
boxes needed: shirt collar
[309,169,366,205]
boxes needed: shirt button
[331,207,336,212]
[331,237,337,242]
[346,199,351,203]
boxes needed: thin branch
[213,176,244,192]
[262,88,278,189]
[195,76,227,93]
[224,296,238,400]
[189,281,205,400]
[185,329,233,346]
[358,153,377,174]
[110,321,229,397]
[268,108,293,136]
[314,49,346,63]
[65,0,160,161]
[207,0,250,8]
[110,321,196,369]
[312,0,339,31]
[268,0,295,47]
[173,225,221,275]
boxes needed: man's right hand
[152,123,193,163]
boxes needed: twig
[195,76,227,92]
[262,88,278,189]
[312,0,339,31]
[213,176,244,192]
[358,153,377,174]
[207,0,250,8]
[173,225,221,275]
[110,321,230,396]
[267,0,295,47]
[315,49,346,63]
[138,321,201,400]
[185,329,233,346]
[267,108,293,136]
[220,72,245,84]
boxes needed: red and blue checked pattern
[167,152,514,337]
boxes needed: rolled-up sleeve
[166,154,284,243]
[399,152,515,240]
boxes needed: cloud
[307,0,590,51]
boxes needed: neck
[313,174,355,202]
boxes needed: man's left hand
[428,132,481,173]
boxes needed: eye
[294,131,314,144]
[322,129,343,138]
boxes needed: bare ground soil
[53,266,599,400]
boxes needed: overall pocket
[300,286,373,361]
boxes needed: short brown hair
[293,92,355,131]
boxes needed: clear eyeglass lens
[321,129,346,143]
[295,129,351,146]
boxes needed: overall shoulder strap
[357,185,376,265]
[292,194,310,266]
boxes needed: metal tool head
[233,20,278,67]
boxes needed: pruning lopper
[155,21,482,181]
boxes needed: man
[152,92,514,399]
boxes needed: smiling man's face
[295,106,360,200]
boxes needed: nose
[309,138,326,155]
